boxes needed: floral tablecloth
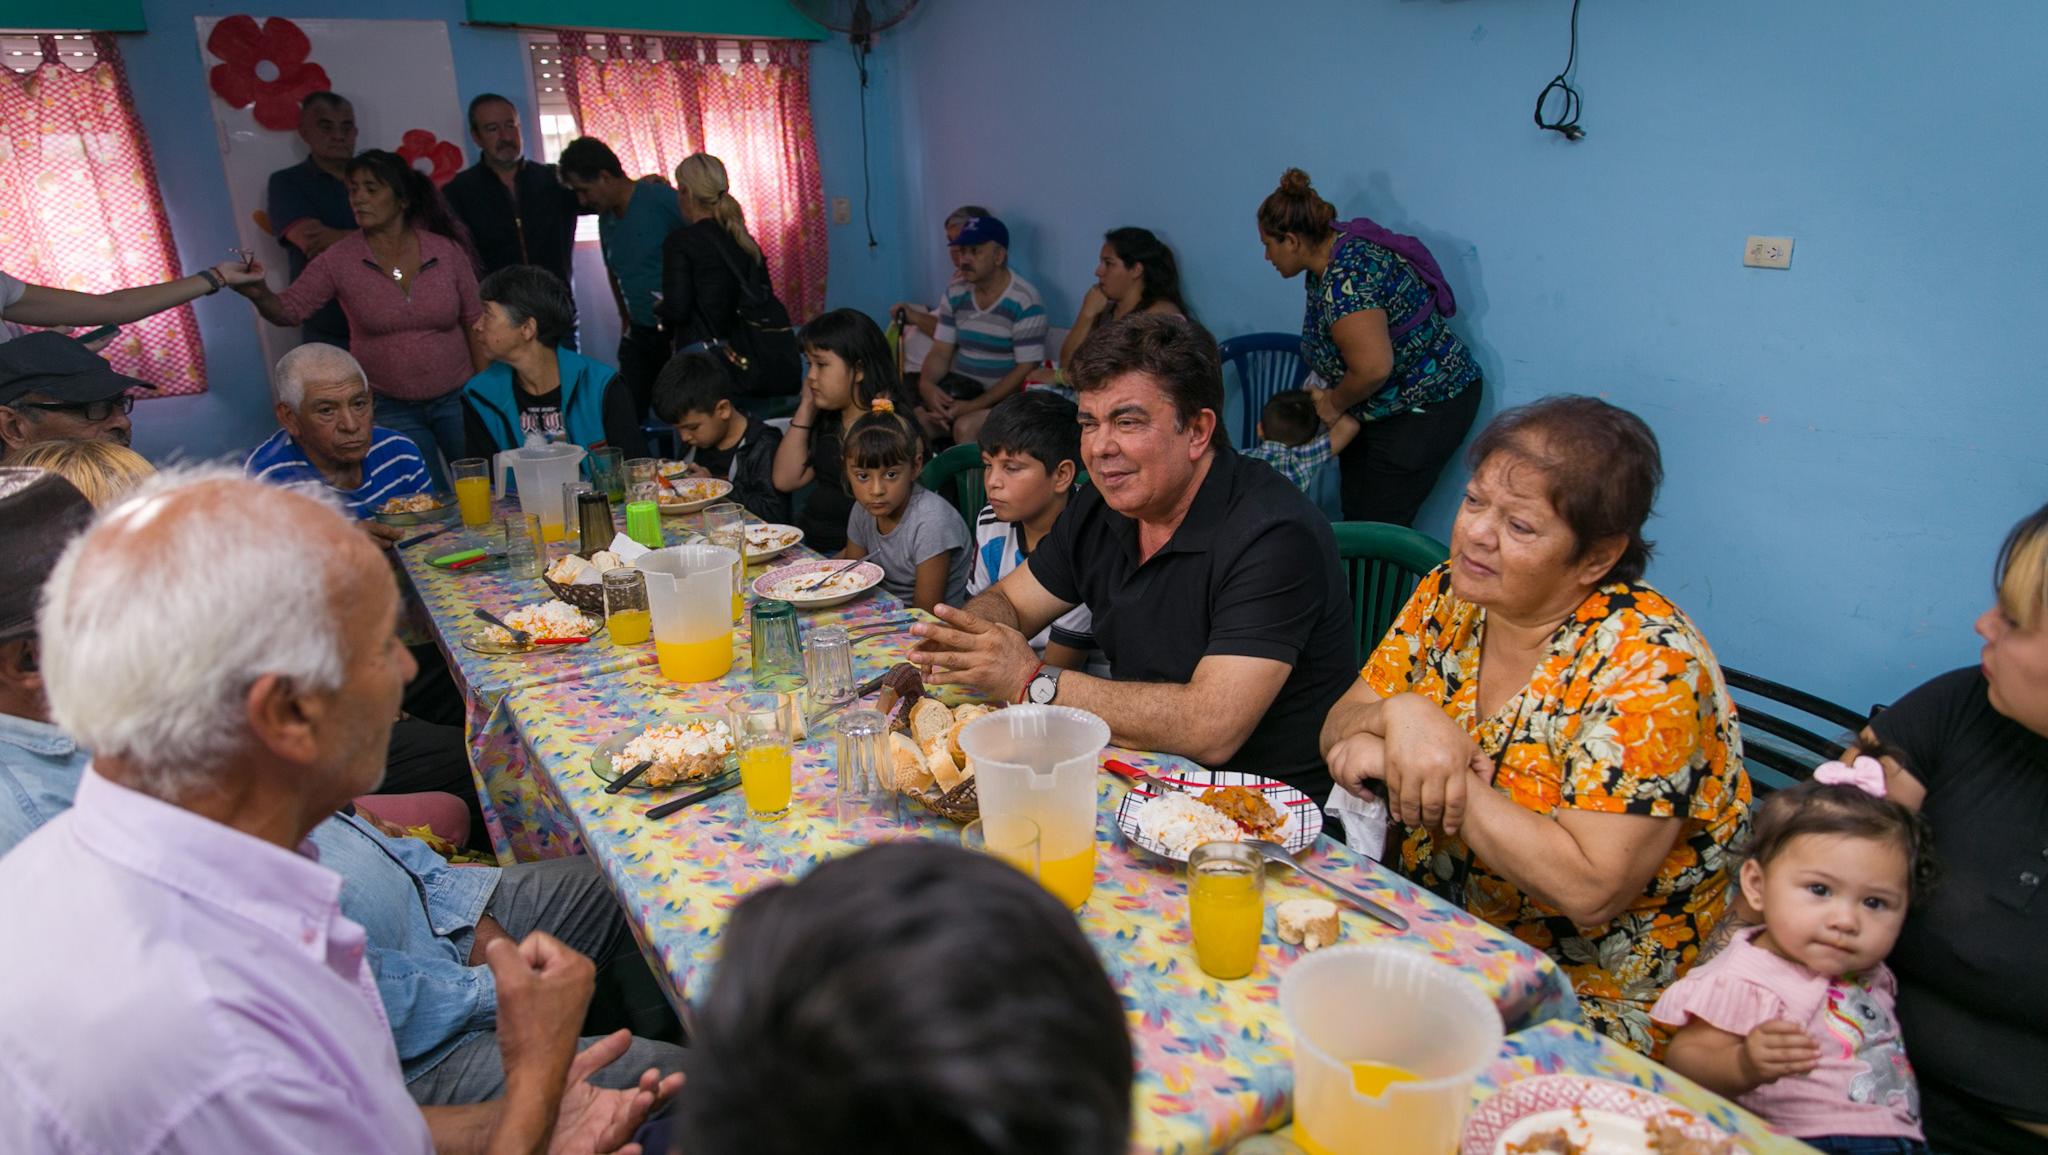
[499,660,1584,1155]
[392,511,896,861]
[1472,1020,1818,1153]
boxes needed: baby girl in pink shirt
[1652,755,1936,1155]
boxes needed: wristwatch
[1026,664,1062,705]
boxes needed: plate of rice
[743,523,805,561]
[590,718,737,790]
[373,492,458,526]
[655,474,733,515]
[1113,765,1322,860]
[752,559,884,609]
[1462,1076,1736,1155]
[463,600,605,654]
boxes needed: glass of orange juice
[727,690,796,819]
[702,503,747,623]
[1189,841,1264,980]
[451,458,493,528]
[602,569,651,647]
[962,815,1040,879]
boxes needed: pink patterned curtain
[558,33,828,321]
[0,35,206,395]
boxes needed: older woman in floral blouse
[1320,395,1753,1053]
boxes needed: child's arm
[1043,641,1090,671]
[1662,1018,1820,1100]
[1327,413,1362,455]
[839,539,868,561]
[910,553,954,613]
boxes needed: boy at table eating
[652,350,790,524]
[968,390,1104,674]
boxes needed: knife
[646,770,742,818]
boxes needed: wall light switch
[1744,235,1794,269]
[831,197,852,225]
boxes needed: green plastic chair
[919,442,985,524]
[1332,521,1449,666]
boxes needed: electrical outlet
[831,197,851,225]
[1744,235,1794,269]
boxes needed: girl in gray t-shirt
[840,406,972,611]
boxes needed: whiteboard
[194,16,464,375]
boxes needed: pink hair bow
[1812,755,1887,797]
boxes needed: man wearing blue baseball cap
[915,214,1050,444]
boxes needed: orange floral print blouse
[1362,565,1753,1054]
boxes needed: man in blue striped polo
[245,343,433,545]
[917,215,1049,445]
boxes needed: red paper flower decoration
[398,130,465,188]
[207,16,332,132]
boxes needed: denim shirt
[0,715,502,1081]
[309,815,502,1080]
[0,713,85,856]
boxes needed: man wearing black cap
[0,468,96,850]
[0,331,148,452]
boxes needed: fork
[473,608,530,646]
[1103,758,1189,796]
[800,557,867,594]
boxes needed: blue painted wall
[875,0,2048,714]
[115,0,908,462]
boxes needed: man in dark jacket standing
[443,94,584,344]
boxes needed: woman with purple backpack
[1256,167,1483,526]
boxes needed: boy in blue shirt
[967,391,1100,672]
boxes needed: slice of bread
[889,732,933,793]
[1276,899,1340,951]
[924,737,965,793]
[909,698,952,746]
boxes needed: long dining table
[394,513,1801,1154]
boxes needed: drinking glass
[451,458,492,528]
[626,457,662,505]
[562,481,596,549]
[803,626,856,712]
[587,446,627,503]
[1189,841,1265,980]
[727,690,798,819]
[750,599,805,692]
[962,815,1041,880]
[833,708,900,825]
[602,568,650,647]
[624,500,664,549]
[503,513,544,578]
[702,502,748,622]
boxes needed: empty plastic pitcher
[635,543,739,683]
[493,443,586,543]
[957,705,1109,910]
[1280,945,1503,1155]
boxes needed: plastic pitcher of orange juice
[492,442,585,544]
[957,706,1109,910]
[1280,946,1503,1155]
[634,543,739,683]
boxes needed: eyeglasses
[12,395,135,422]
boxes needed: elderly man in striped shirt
[245,342,433,547]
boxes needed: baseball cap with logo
[948,215,1009,250]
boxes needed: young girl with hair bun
[1653,756,1938,1155]
[837,400,971,612]
[773,308,920,553]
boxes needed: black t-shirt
[1869,666,2048,1123]
[795,418,853,553]
[1025,444,1354,797]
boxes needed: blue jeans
[375,391,467,492]
[1805,1136,1934,1155]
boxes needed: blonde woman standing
[660,153,801,396]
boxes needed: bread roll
[952,703,994,726]
[909,698,952,746]
[1276,899,1340,951]
[944,718,971,767]
[887,733,927,793]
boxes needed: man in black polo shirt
[442,93,584,343]
[912,313,1354,798]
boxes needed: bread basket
[542,553,610,618]
[916,778,980,824]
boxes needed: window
[0,32,208,394]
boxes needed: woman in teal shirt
[461,265,648,459]
[1256,167,1482,526]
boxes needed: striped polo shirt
[244,426,432,520]
[933,270,1049,388]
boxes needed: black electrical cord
[1533,0,1585,142]
[855,40,878,248]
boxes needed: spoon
[473,608,530,645]
[1240,839,1410,932]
